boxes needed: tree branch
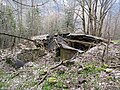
[0,33,42,47]
[13,0,50,7]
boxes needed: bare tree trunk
[31,0,34,36]
[20,0,22,36]
[76,0,116,37]
[81,0,86,34]
[89,0,93,35]
[93,0,98,36]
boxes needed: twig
[50,61,63,70]
[38,73,48,85]
[101,31,111,62]
[101,44,106,62]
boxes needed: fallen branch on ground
[37,61,63,85]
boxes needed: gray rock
[15,59,25,68]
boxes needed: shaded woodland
[0,0,120,90]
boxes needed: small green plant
[102,63,109,68]
[79,64,104,76]
[48,77,58,84]
[55,81,68,89]
[0,82,6,89]
[42,81,55,90]
[43,80,68,90]
[0,70,11,89]
[106,76,113,80]
[78,62,112,90]
[43,73,68,90]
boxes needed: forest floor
[0,40,120,90]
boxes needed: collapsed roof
[31,33,108,60]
